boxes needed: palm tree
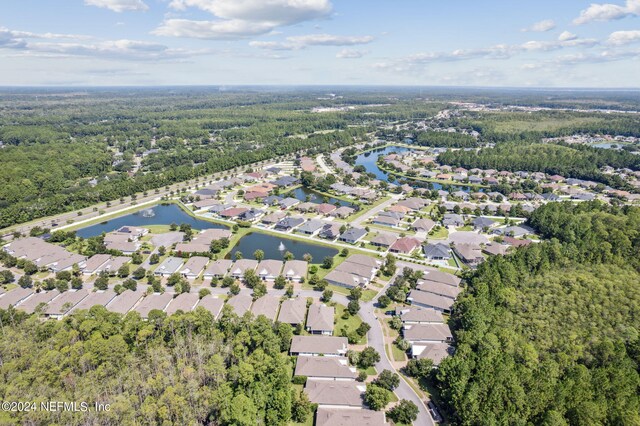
[254,249,265,262]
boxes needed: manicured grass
[391,344,407,362]
[346,195,392,222]
[366,223,415,235]
[358,366,377,376]
[62,200,159,232]
[457,225,474,232]
[428,227,449,239]
[334,303,367,344]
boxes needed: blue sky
[0,0,639,87]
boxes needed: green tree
[322,256,334,269]
[253,249,265,261]
[373,370,400,391]
[117,264,129,278]
[358,347,380,369]
[364,384,391,411]
[274,275,287,289]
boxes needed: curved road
[210,277,434,425]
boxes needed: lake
[287,187,353,207]
[355,145,481,192]
[76,204,229,238]
[228,232,337,262]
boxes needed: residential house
[297,219,326,235]
[403,323,454,344]
[256,259,283,281]
[274,216,305,231]
[290,336,348,357]
[338,228,367,244]
[278,298,307,325]
[105,289,145,315]
[389,237,421,254]
[443,214,465,227]
[226,294,253,316]
[230,259,258,278]
[372,215,400,228]
[306,303,335,336]
[369,232,398,248]
[295,357,357,381]
[250,295,281,321]
[395,306,444,324]
[422,269,461,287]
[154,257,184,277]
[315,408,387,426]
[423,243,451,261]
[45,289,90,320]
[304,380,365,408]
[472,217,495,231]
[261,211,286,226]
[316,203,337,215]
[164,293,199,315]
[195,296,225,319]
[132,292,173,319]
[318,223,341,240]
[279,197,300,210]
[219,207,248,219]
[412,218,436,233]
[180,256,209,279]
[417,280,463,300]
[453,244,484,267]
[203,259,233,279]
[411,342,454,366]
[283,260,308,282]
[330,206,355,219]
[407,290,455,313]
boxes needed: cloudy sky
[1,0,639,87]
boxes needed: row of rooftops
[0,287,225,319]
[0,285,329,328]
[152,256,308,281]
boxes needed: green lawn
[358,366,377,376]
[346,195,392,222]
[428,227,449,239]
[392,344,407,362]
[334,303,367,344]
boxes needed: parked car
[428,401,443,423]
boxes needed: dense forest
[0,90,408,229]
[436,201,640,425]
[437,142,639,190]
[442,110,640,140]
[0,305,304,425]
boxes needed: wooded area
[435,201,640,425]
[0,305,302,425]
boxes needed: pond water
[354,145,481,192]
[228,232,337,262]
[287,187,353,207]
[76,204,228,238]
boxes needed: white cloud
[607,30,640,45]
[84,0,148,12]
[336,49,367,59]
[153,19,273,39]
[522,19,556,32]
[157,0,332,39]
[27,39,205,61]
[372,36,602,74]
[558,31,578,41]
[250,33,373,50]
[574,0,640,24]
[0,27,206,61]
